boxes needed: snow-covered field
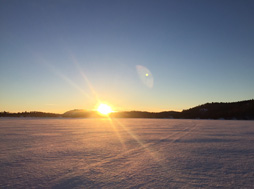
[0,118,253,188]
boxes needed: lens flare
[136,65,154,88]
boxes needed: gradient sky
[1,0,254,113]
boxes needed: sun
[97,104,112,115]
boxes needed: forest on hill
[1,100,254,120]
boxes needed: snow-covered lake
[0,118,253,188]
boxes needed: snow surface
[0,118,253,188]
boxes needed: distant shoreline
[1,117,254,121]
[1,99,254,120]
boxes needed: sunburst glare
[97,104,112,115]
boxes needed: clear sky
[1,0,254,113]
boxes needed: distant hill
[110,111,180,118]
[111,100,254,119]
[63,109,92,118]
[1,99,254,120]
[62,109,103,118]
[0,111,61,118]
[181,99,254,120]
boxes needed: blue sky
[1,0,254,113]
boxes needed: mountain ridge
[1,99,254,120]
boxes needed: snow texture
[0,118,254,188]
